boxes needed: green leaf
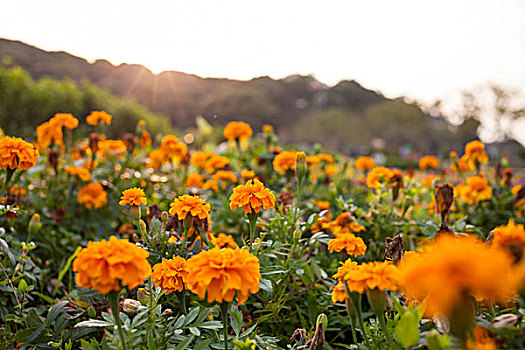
[174,335,194,350]
[18,279,28,294]
[75,319,113,328]
[47,300,68,326]
[199,320,223,330]
[426,329,450,350]
[54,246,82,296]
[394,310,420,348]
[189,327,201,336]
[231,306,243,337]
[183,306,200,326]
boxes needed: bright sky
[2,0,525,140]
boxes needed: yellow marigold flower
[327,232,367,256]
[333,259,359,281]
[191,151,214,169]
[212,170,238,183]
[147,149,167,169]
[229,178,276,214]
[0,136,39,171]
[119,187,147,207]
[151,256,188,294]
[325,164,337,177]
[185,247,261,305]
[185,173,206,188]
[366,166,393,188]
[512,185,522,195]
[52,113,79,129]
[224,121,253,141]
[240,169,256,181]
[262,124,274,133]
[159,135,188,160]
[273,150,297,175]
[349,222,365,233]
[169,194,210,220]
[331,282,348,303]
[72,236,151,294]
[211,233,238,249]
[65,166,92,182]
[419,155,440,170]
[205,154,230,174]
[451,155,471,172]
[315,153,335,163]
[344,261,399,293]
[316,200,330,210]
[86,110,112,126]
[306,156,320,166]
[97,140,127,157]
[77,183,107,209]
[326,212,364,235]
[456,175,493,204]
[139,130,151,147]
[398,235,522,315]
[36,120,63,149]
[354,156,376,171]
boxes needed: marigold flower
[240,169,256,181]
[273,150,297,175]
[0,136,39,171]
[203,179,219,192]
[366,166,393,188]
[465,140,488,162]
[466,326,497,350]
[72,236,151,294]
[489,220,525,261]
[345,261,399,294]
[210,233,238,249]
[86,111,112,126]
[212,170,238,186]
[159,135,188,160]
[152,256,188,294]
[191,151,214,169]
[328,232,367,256]
[139,130,151,147]
[398,235,522,315]
[204,154,230,174]
[455,175,493,204]
[316,200,330,210]
[262,124,274,133]
[315,153,335,163]
[331,282,348,303]
[119,188,147,207]
[147,149,167,169]
[52,113,79,129]
[169,194,210,220]
[185,173,206,188]
[185,247,261,305]
[65,166,92,182]
[97,140,128,158]
[326,212,365,235]
[419,155,440,170]
[229,178,276,214]
[77,183,108,209]
[36,120,63,149]
[223,121,253,141]
[354,156,376,171]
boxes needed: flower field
[1,112,525,350]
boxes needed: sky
[1,0,525,140]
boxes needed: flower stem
[108,290,128,350]
[220,302,230,350]
[247,213,258,253]
[1,168,16,194]
[344,286,372,350]
[149,278,155,322]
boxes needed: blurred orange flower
[327,232,367,256]
[77,183,107,209]
[354,156,376,171]
[224,121,253,141]
[86,111,112,126]
[273,150,297,175]
[366,166,393,188]
[419,155,439,170]
[65,166,92,182]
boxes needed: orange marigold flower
[185,173,206,188]
[455,175,493,204]
[316,200,330,210]
[36,120,63,149]
[203,179,219,192]
[169,194,210,220]
[466,326,497,350]
[159,135,188,160]
[354,156,376,171]
[212,170,238,183]
[262,124,274,133]
[65,166,92,182]
[0,136,39,170]
[331,282,347,303]
[52,113,79,129]
[229,178,276,214]
[72,236,151,294]
[191,151,214,169]
[77,183,107,209]
[185,247,261,305]
[223,121,253,141]
[240,169,256,181]
[204,154,230,174]
[327,232,367,256]
[344,261,399,293]
[119,187,147,207]
[490,219,525,247]
[86,111,112,126]
[315,153,335,163]
[211,233,238,249]
[465,140,489,165]
[419,155,440,170]
[152,256,188,294]
[139,130,151,148]
[273,150,297,175]
[366,166,393,188]
[398,235,522,315]
[147,149,167,169]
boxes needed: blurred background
[1,0,524,163]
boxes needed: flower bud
[139,220,147,235]
[89,133,99,154]
[293,229,302,243]
[87,305,97,318]
[122,299,141,315]
[162,211,169,223]
[162,308,173,317]
[48,149,59,167]
[137,288,149,305]
[294,151,307,183]
[435,183,454,222]
[316,313,328,332]
[28,214,41,237]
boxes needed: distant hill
[0,37,498,156]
